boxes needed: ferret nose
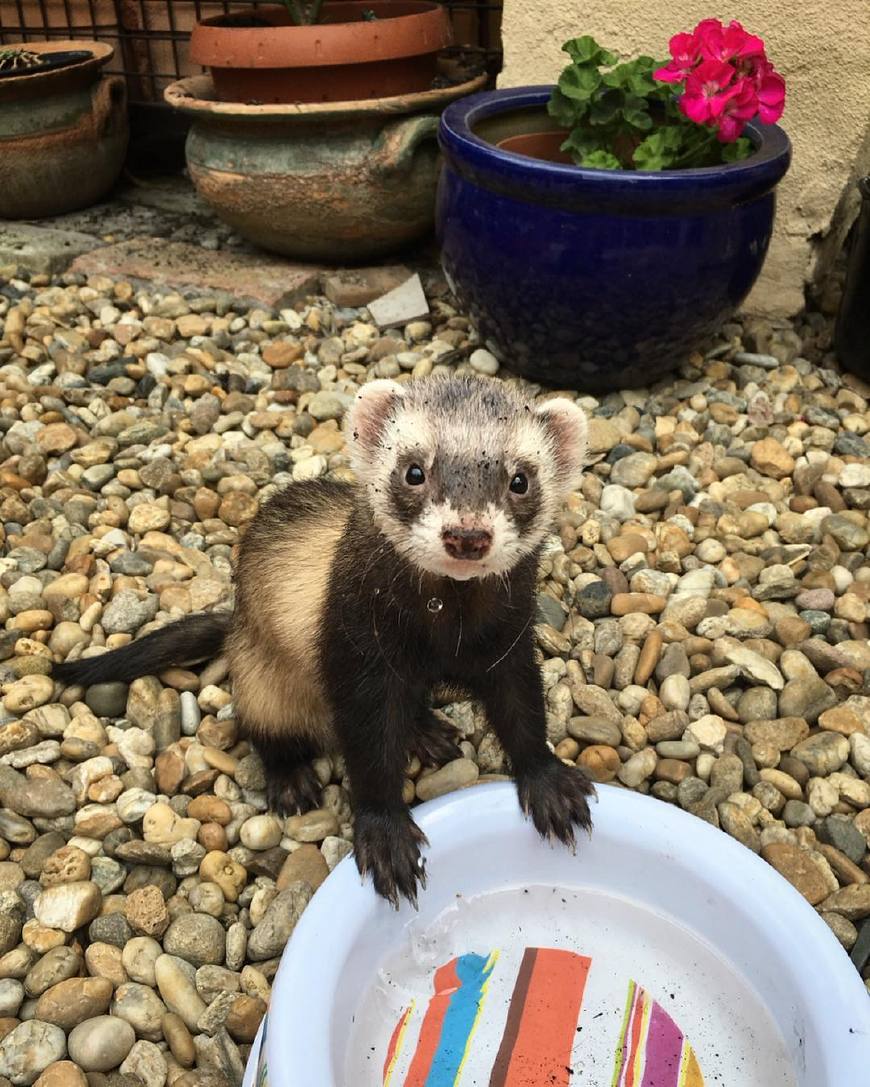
[442,527,492,561]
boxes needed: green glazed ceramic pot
[164,73,485,262]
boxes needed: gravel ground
[0,258,867,1087]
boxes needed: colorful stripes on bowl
[383,949,704,1087]
[612,980,703,1087]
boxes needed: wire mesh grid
[0,0,503,103]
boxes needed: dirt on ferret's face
[345,375,589,581]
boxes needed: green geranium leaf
[560,129,602,162]
[623,96,653,130]
[627,59,659,95]
[547,87,579,127]
[581,149,622,170]
[601,63,628,89]
[632,127,685,171]
[601,57,658,95]
[557,64,601,102]
[562,35,618,67]
[588,88,623,125]
[721,136,754,162]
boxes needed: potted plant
[0,41,128,219]
[189,0,455,104]
[167,0,485,260]
[435,19,791,391]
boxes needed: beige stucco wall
[499,1,870,318]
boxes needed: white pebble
[180,692,201,736]
[685,714,727,754]
[469,348,499,375]
[660,674,690,711]
[599,485,635,521]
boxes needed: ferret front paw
[516,759,596,847]
[353,809,429,910]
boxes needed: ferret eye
[405,465,426,486]
[509,472,529,495]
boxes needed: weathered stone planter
[164,73,485,262]
[0,41,128,220]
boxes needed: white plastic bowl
[244,782,869,1087]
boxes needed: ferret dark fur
[54,376,595,907]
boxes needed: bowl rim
[262,781,870,1086]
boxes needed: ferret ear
[534,397,588,490]
[345,379,405,456]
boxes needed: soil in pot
[189,1,454,105]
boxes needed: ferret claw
[516,759,596,848]
[353,809,429,909]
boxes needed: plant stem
[671,127,718,169]
[281,0,307,26]
[307,0,326,24]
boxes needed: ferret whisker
[485,615,533,673]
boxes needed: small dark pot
[834,177,870,381]
[436,86,792,391]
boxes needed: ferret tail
[52,611,232,687]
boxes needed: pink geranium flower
[697,18,765,64]
[756,68,786,123]
[653,30,701,83]
[710,76,759,141]
[653,17,786,140]
[679,59,737,125]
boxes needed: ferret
[54,375,595,907]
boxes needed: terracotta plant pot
[0,41,128,219]
[189,1,454,105]
[497,129,572,165]
[164,72,485,261]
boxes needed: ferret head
[345,375,588,581]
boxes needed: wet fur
[53,376,594,907]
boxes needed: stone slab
[367,273,429,329]
[116,178,213,217]
[0,223,104,277]
[70,236,322,309]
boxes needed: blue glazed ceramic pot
[436,85,791,392]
